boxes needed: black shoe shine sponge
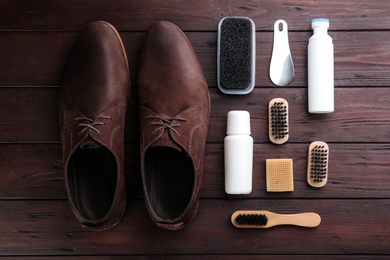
[217,16,256,95]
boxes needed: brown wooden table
[0,0,389,258]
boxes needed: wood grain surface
[0,0,389,257]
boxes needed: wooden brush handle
[268,211,321,227]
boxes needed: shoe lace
[74,115,112,134]
[146,115,188,135]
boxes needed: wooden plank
[0,199,388,256]
[2,31,390,87]
[204,143,390,199]
[1,143,389,199]
[0,88,389,143]
[0,1,389,257]
[0,0,389,31]
[10,257,390,260]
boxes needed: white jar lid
[227,110,251,135]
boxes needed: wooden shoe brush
[307,141,329,188]
[268,98,289,144]
[231,210,321,228]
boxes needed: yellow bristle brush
[266,158,294,192]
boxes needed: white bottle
[308,18,334,113]
[224,110,253,194]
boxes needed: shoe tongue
[80,137,101,150]
[151,131,182,152]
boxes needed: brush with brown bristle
[231,210,321,228]
[307,141,329,188]
[268,98,289,144]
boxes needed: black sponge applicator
[217,17,256,95]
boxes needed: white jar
[224,110,253,194]
[308,18,334,113]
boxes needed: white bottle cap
[312,18,329,29]
[226,110,251,135]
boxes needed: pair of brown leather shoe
[59,21,210,231]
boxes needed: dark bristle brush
[231,210,321,228]
[307,141,329,188]
[268,98,289,144]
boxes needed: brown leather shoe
[59,21,129,230]
[137,21,210,230]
